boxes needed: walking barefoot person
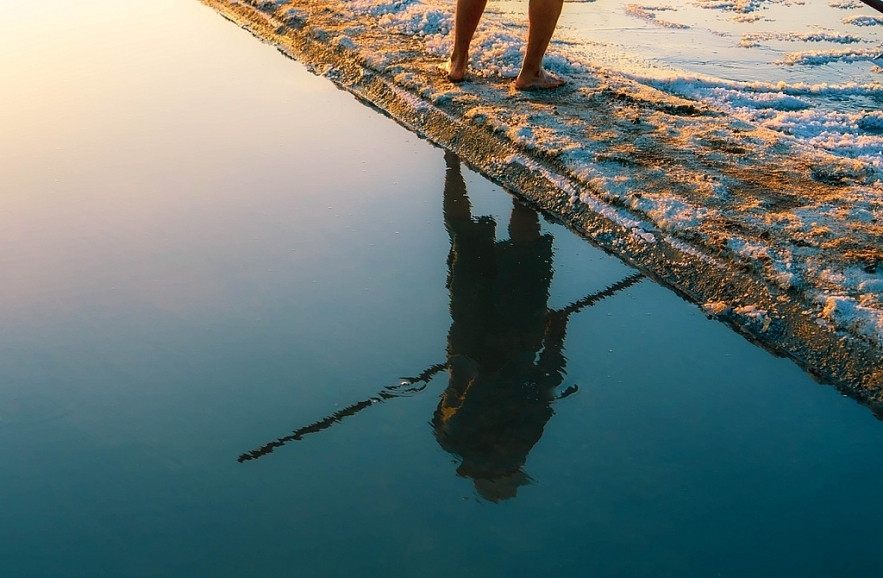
[440,0,566,89]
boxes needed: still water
[2,1,883,576]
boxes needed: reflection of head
[435,153,565,501]
[469,470,532,503]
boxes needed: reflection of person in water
[235,153,642,477]
[433,152,572,502]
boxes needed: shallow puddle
[2,1,883,576]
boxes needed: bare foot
[514,69,567,91]
[437,58,467,83]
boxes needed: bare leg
[514,0,566,90]
[440,0,489,82]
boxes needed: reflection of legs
[442,149,497,406]
[443,151,472,221]
[508,198,540,242]
[441,0,488,82]
[514,0,566,90]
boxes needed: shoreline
[200,0,883,409]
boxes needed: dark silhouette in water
[236,152,643,500]
[433,151,573,501]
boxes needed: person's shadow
[433,151,574,502]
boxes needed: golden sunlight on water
[0,0,414,325]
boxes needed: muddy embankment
[201,0,883,411]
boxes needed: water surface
[2,1,883,576]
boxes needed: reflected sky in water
[3,1,883,576]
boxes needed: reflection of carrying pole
[237,272,644,463]
[237,364,447,463]
[557,272,644,317]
